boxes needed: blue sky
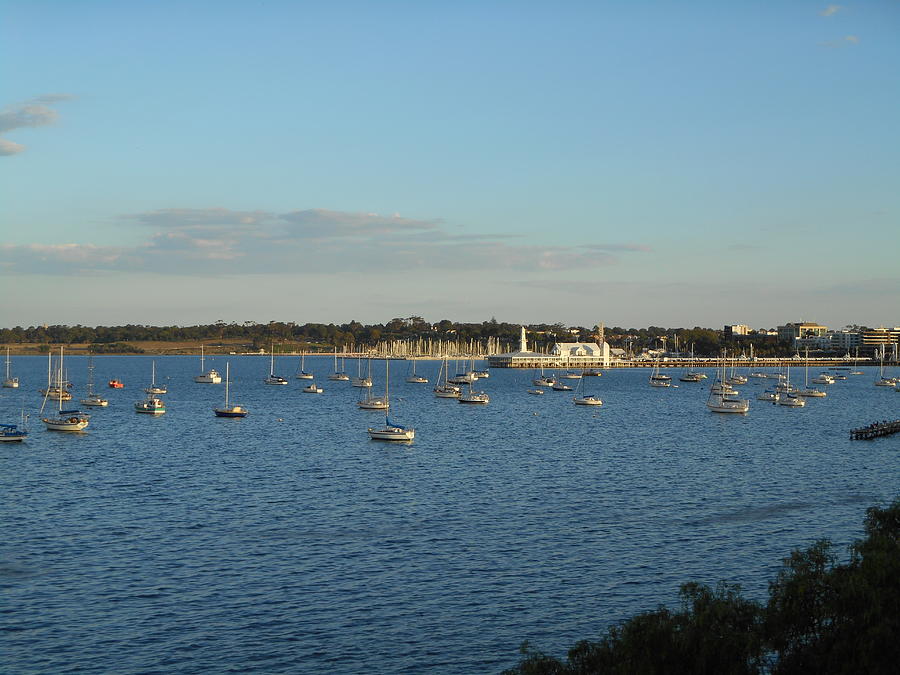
[2,0,898,329]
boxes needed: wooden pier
[850,420,900,441]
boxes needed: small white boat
[144,361,167,394]
[351,357,373,387]
[472,370,490,379]
[194,345,222,383]
[0,422,27,442]
[358,393,389,409]
[368,361,415,441]
[797,388,827,398]
[328,349,350,380]
[777,393,806,407]
[573,395,603,406]
[295,353,314,380]
[135,396,166,414]
[649,362,671,387]
[706,355,749,413]
[405,359,428,383]
[757,389,778,402]
[434,358,461,398]
[264,347,289,385]
[551,382,573,391]
[80,356,109,407]
[41,348,90,431]
[582,369,603,377]
[214,363,248,417]
[2,347,18,388]
[526,388,545,395]
[679,372,704,382]
[562,371,582,380]
[811,373,835,385]
[459,381,489,404]
[302,382,323,394]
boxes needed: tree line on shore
[504,498,900,674]
[0,320,794,356]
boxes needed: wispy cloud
[820,35,860,48]
[581,243,653,253]
[0,94,74,156]
[819,4,842,17]
[280,208,441,239]
[126,207,274,228]
[2,206,652,276]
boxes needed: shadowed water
[2,356,898,673]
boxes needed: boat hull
[368,427,415,441]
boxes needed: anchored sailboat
[367,360,415,441]
[214,363,248,417]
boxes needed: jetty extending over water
[851,420,900,441]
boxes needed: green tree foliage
[504,497,900,675]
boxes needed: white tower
[520,326,527,352]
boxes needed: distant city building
[724,324,750,339]
[829,330,862,352]
[860,327,900,354]
[777,322,828,343]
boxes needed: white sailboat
[649,361,671,387]
[433,357,461,398]
[3,347,19,388]
[214,363,248,417]
[144,360,167,394]
[679,344,704,382]
[41,347,90,431]
[572,371,603,406]
[194,345,222,383]
[351,357,373,388]
[328,347,350,381]
[367,360,415,441]
[405,358,428,383]
[295,353,314,379]
[264,346,289,385]
[875,348,896,386]
[532,366,555,387]
[302,381,324,393]
[136,361,167,414]
[458,379,490,404]
[798,349,827,398]
[80,355,109,407]
[39,351,72,400]
[358,363,389,409]
[776,365,806,407]
[706,356,749,413]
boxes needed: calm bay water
[2,354,899,673]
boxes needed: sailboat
[679,344,704,382]
[572,371,603,406]
[357,362,388,408]
[532,366,555,387]
[328,347,350,381]
[144,360,167,394]
[458,379,490,404]
[351,356,373,388]
[776,365,806,407]
[367,360,415,441]
[264,345,288,385]
[433,357,461,398]
[874,347,896,386]
[41,347,90,431]
[214,363,248,417]
[706,355,749,413]
[649,360,671,387]
[295,353,314,379]
[797,348,826,398]
[405,358,428,383]
[136,361,167,414]
[1,421,28,442]
[2,347,18,388]
[80,355,109,407]
[448,360,476,385]
[39,351,72,400]
[194,345,222,383]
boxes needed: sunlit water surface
[2,355,898,673]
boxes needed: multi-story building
[724,324,750,340]
[777,322,828,343]
[860,327,900,355]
